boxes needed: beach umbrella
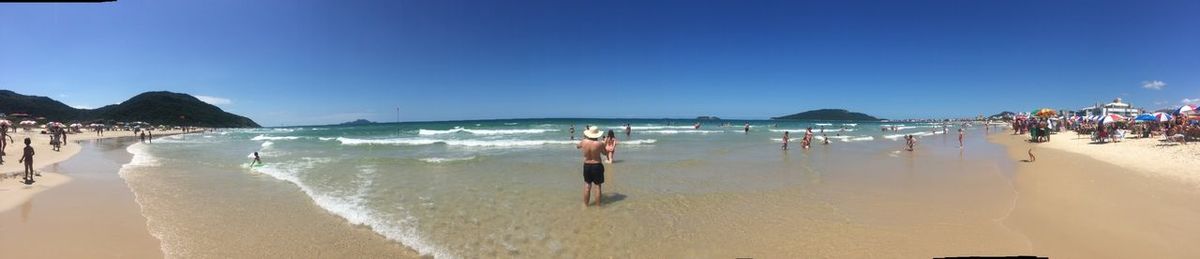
[69,123,83,128]
[0,120,9,126]
[1134,113,1170,122]
[1152,112,1173,122]
[1034,108,1057,118]
[1177,104,1197,115]
[19,120,36,125]
[1098,114,1125,124]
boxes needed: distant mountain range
[0,90,260,127]
[771,109,880,121]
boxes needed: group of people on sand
[48,125,68,151]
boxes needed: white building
[1078,98,1142,117]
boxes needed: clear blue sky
[1,0,1197,126]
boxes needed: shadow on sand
[600,192,627,206]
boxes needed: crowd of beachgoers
[1010,106,1200,145]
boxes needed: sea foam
[418,127,556,135]
[252,161,450,258]
[337,137,655,147]
[251,135,302,141]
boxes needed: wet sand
[0,138,163,258]
[0,129,190,212]
[991,133,1200,258]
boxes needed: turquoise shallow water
[121,119,1019,257]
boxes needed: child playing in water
[18,138,35,184]
[782,131,790,150]
[905,135,915,151]
[250,152,262,166]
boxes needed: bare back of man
[577,132,606,207]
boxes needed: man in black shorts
[577,126,605,207]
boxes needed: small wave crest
[419,156,477,163]
[337,137,656,147]
[251,135,302,141]
[418,127,556,135]
[640,130,722,134]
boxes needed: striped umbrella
[1098,114,1125,124]
[1152,112,1173,122]
[1177,104,1197,115]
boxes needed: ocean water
[119,119,1025,258]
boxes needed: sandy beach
[991,132,1200,258]
[0,129,193,258]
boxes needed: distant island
[696,116,721,120]
[0,90,260,127]
[339,119,376,125]
[771,109,880,121]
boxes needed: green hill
[0,90,260,127]
[771,109,880,121]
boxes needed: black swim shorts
[583,163,604,185]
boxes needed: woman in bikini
[604,130,617,163]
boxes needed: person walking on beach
[782,131,790,150]
[0,124,12,165]
[578,126,606,207]
[50,128,61,152]
[958,128,965,148]
[147,129,152,143]
[18,138,35,184]
[802,127,813,149]
[744,123,750,134]
[569,124,576,140]
[603,130,618,163]
[139,131,147,143]
[624,123,631,138]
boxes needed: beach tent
[1098,114,1125,124]
[1177,104,1197,115]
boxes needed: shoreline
[989,133,1200,258]
[0,129,195,211]
[0,130,201,258]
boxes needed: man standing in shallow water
[577,126,606,207]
